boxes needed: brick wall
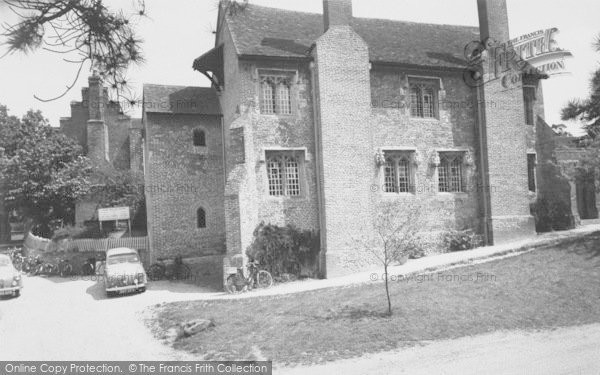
[370,67,482,228]
[313,25,373,277]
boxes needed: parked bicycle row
[4,247,275,294]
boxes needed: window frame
[438,152,465,193]
[196,207,206,229]
[382,151,415,194]
[408,77,440,119]
[265,150,305,198]
[192,128,206,147]
[259,71,295,116]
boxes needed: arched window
[193,128,206,146]
[196,207,206,228]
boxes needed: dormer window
[260,74,292,115]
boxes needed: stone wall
[144,113,225,261]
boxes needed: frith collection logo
[463,28,573,89]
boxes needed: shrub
[51,223,110,240]
[530,197,574,232]
[441,229,483,252]
[246,223,320,278]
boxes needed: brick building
[60,73,144,226]
[142,0,570,280]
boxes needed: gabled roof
[143,84,221,115]
[223,4,480,69]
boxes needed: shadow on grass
[315,305,392,321]
[564,232,600,260]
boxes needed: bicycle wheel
[256,270,273,289]
[147,264,166,281]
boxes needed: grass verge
[147,233,600,366]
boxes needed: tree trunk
[384,263,392,315]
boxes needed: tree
[0,104,93,236]
[1,0,146,104]
[351,201,426,315]
[90,166,145,227]
[560,33,600,184]
[561,33,600,138]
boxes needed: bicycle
[21,255,42,275]
[34,261,58,276]
[225,261,273,294]
[147,255,191,281]
[57,259,73,277]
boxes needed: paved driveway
[0,275,214,360]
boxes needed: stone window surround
[406,75,444,120]
[378,147,418,196]
[434,148,471,195]
[256,68,298,117]
[261,147,309,199]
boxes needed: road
[1,275,599,374]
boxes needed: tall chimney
[475,0,535,244]
[477,0,510,43]
[323,0,352,32]
[86,73,109,162]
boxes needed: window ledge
[437,192,469,198]
[266,195,307,201]
[381,192,416,198]
[409,117,440,122]
[191,146,208,154]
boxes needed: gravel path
[0,275,211,360]
[279,324,600,375]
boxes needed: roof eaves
[238,54,313,62]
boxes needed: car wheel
[138,287,146,293]
[13,290,20,298]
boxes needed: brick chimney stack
[475,0,535,244]
[86,72,109,162]
[477,0,510,43]
[323,0,352,32]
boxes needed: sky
[0,0,598,135]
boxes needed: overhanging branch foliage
[1,0,146,105]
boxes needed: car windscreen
[106,253,139,265]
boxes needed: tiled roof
[224,4,480,69]
[143,84,221,115]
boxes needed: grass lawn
[148,233,600,366]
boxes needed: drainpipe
[309,60,326,278]
[476,83,493,245]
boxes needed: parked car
[103,247,147,297]
[0,254,23,298]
